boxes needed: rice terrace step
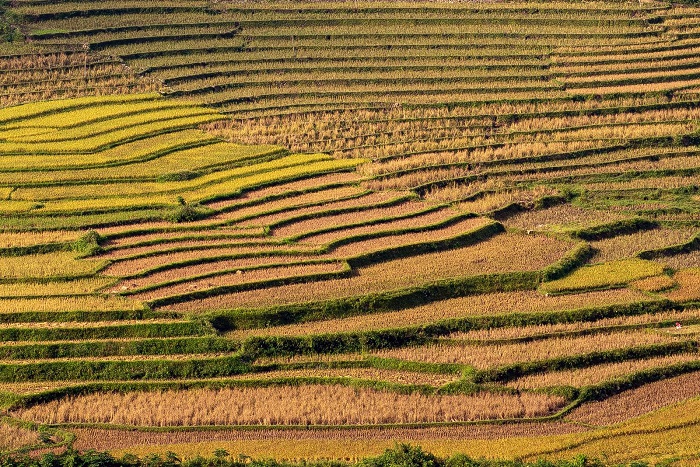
[0,1,700,466]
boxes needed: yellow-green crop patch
[0,94,160,125]
[6,107,219,144]
[0,278,116,297]
[0,295,144,313]
[0,252,107,279]
[0,200,42,213]
[4,99,200,130]
[0,130,217,171]
[0,113,223,154]
[0,187,13,200]
[540,259,666,294]
[11,153,342,201]
[0,141,282,184]
[10,158,364,212]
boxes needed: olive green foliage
[0,444,645,467]
[166,199,213,223]
[71,230,103,256]
[0,1,22,42]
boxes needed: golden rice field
[566,371,700,426]
[229,288,655,339]
[448,308,700,342]
[1,0,700,465]
[372,330,680,369]
[161,231,572,311]
[509,353,700,389]
[12,386,566,426]
[71,422,588,456]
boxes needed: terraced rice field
[1,0,700,465]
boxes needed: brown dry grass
[510,353,700,390]
[361,167,473,192]
[0,71,159,108]
[0,423,39,450]
[362,141,607,179]
[507,155,700,185]
[585,175,700,192]
[665,269,700,301]
[238,368,459,387]
[114,255,321,291]
[0,52,108,71]
[229,288,652,339]
[238,191,407,229]
[523,122,694,142]
[210,112,488,156]
[213,186,366,221]
[127,262,346,300]
[329,216,488,257]
[13,386,566,426]
[205,172,365,210]
[372,330,677,370]
[566,371,700,426]
[448,308,700,341]
[271,201,434,238]
[301,207,459,245]
[0,381,78,395]
[504,204,628,231]
[102,243,316,276]
[456,187,559,214]
[423,179,505,203]
[210,92,691,165]
[104,228,267,249]
[162,232,572,311]
[660,251,700,270]
[0,52,159,106]
[566,77,700,95]
[70,421,586,453]
[101,237,286,262]
[0,62,144,87]
[631,275,678,293]
[206,94,681,155]
[0,319,184,330]
[506,106,700,132]
[590,228,697,263]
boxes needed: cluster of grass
[0,52,160,107]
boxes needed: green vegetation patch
[540,259,666,295]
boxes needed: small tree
[359,444,442,467]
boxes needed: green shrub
[359,444,441,467]
[0,446,647,467]
[71,230,103,256]
[166,200,213,223]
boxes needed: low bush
[0,444,650,466]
